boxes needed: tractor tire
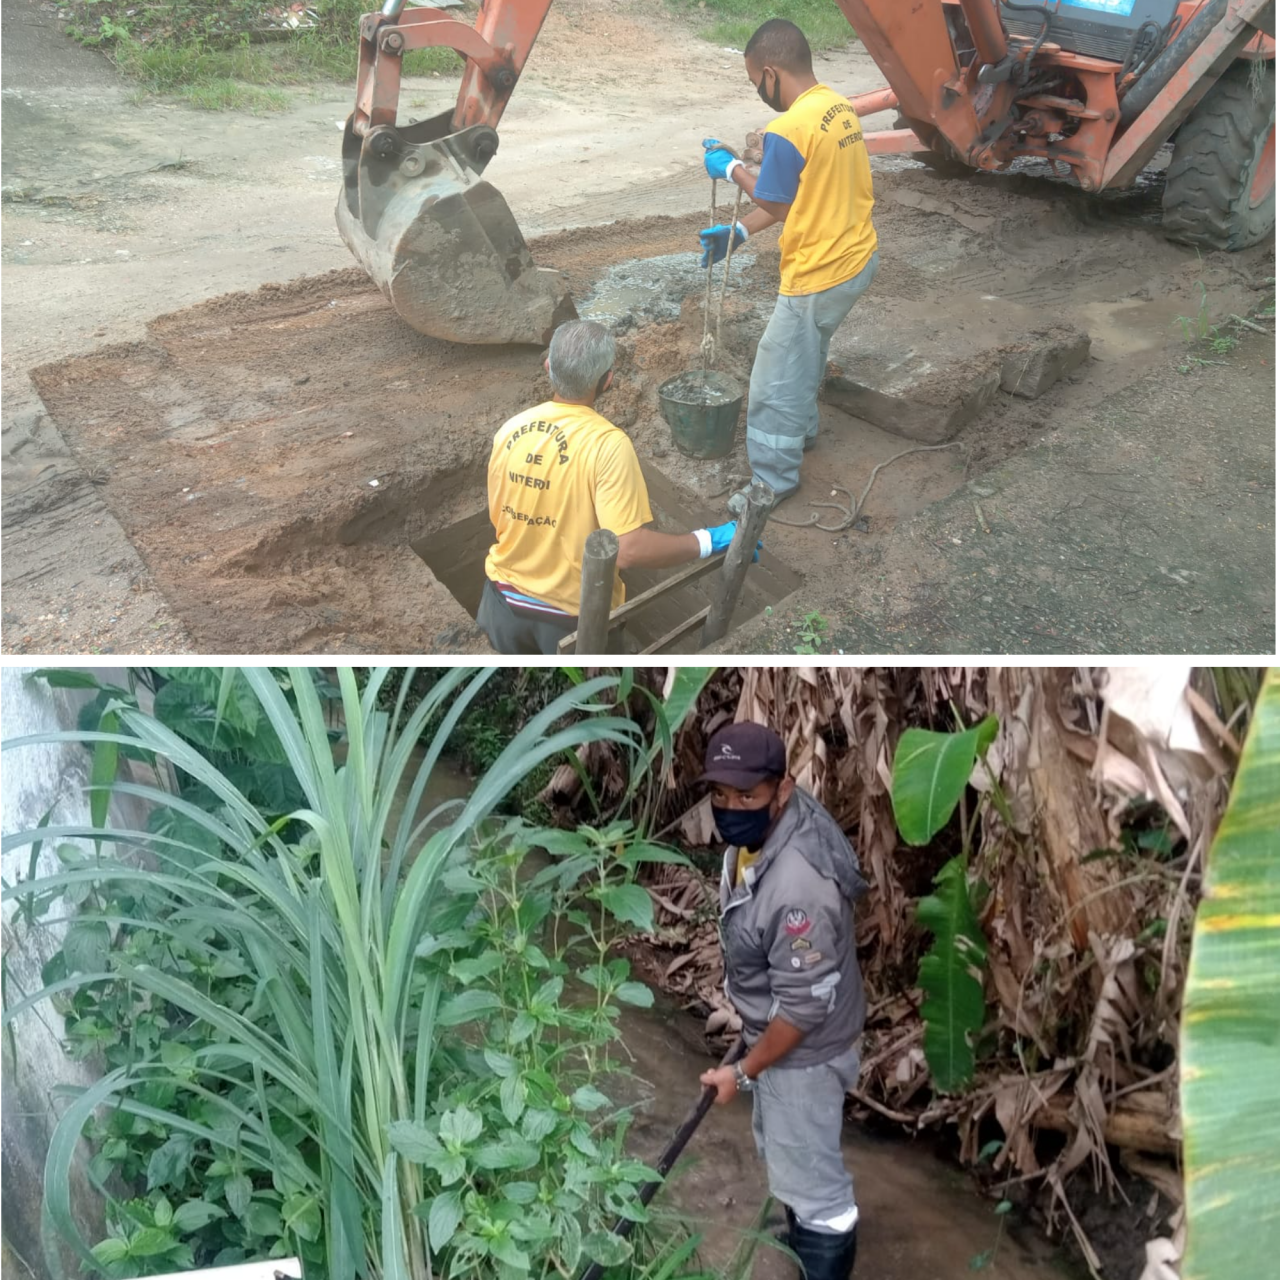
[895,113,974,178]
[1162,61,1275,251]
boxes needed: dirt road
[3,0,1274,654]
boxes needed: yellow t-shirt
[484,401,654,616]
[758,83,877,297]
[735,847,762,887]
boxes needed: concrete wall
[1,667,152,1277]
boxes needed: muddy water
[605,999,1078,1280]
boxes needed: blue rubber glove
[703,137,740,181]
[699,222,748,268]
[705,521,763,562]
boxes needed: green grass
[664,0,859,53]
[64,0,462,109]
[178,78,292,113]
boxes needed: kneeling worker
[479,319,745,655]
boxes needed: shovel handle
[577,1034,747,1280]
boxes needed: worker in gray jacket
[697,721,868,1280]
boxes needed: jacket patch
[791,957,803,968]
[784,909,810,936]
[803,950,824,966]
[790,937,812,951]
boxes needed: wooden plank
[557,553,726,654]
[638,606,712,655]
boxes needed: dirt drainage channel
[27,172,1268,655]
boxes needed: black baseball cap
[700,722,787,790]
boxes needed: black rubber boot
[787,1218,858,1280]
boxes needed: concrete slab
[821,297,1091,443]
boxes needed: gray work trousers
[751,1043,862,1233]
[746,252,880,496]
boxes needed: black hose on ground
[1118,0,1230,128]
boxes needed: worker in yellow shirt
[479,319,749,655]
[698,18,880,514]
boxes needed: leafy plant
[890,714,1000,1092]
[793,610,829,656]
[3,666,707,1279]
[1180,666,1280,1280]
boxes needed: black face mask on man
[712,793,776,851]
[757,68,784,113]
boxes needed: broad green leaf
[509,1011,538,1043]
[583,1230,632,1266]
[501,1073,527,1126]
[489,1233,531,1269]
[484,1049,518,1078]
[244,1200,283,1239]
[474,1138,541,1171]
[63,921,111,975]
[436,989,503,1027]
[153,1196,173,1228]
[147,1133,194,1191]
[1182,668,1280,1280]
[91,1238,129,1265]
[558,1212,583,1271]
[389,1120,442,1163]
[617,843,693,868]
[439,1106,483,1147]
[128,1227,179,1258]
[571,1085,611,1113]
[598,884,654,933]
[916,856,988,1093]
[283,1192,322,1243]
[521,1109,557,1143]
[226,1173,253,1218]
[172,1199,226,1233]
[501,1181,538,1205]
[426,1189,464,1252]
[891,716,999,845]
[615,981,654,1008]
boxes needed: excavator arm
[337,0,574,346]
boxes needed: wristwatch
[733,1061,756,1093]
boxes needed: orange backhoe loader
[336,0,1276,345]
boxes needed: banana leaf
[1181,666,1279,1279]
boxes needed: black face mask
[757,69,784,113]
[712,800,775,851]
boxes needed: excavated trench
[25,169,1269,655]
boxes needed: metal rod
[380,0,407,18]
[574,528,619,655]
[577,1036,745,1280]
[702,479,774,646]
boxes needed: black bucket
[657,370,743,460]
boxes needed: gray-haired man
[480,320,746,655]
[697,721,868,1280]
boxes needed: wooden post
[701,479,773,646]
[575,528,619,655]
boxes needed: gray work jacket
[719,787,869,1069]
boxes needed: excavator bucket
[337,108,577,345]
